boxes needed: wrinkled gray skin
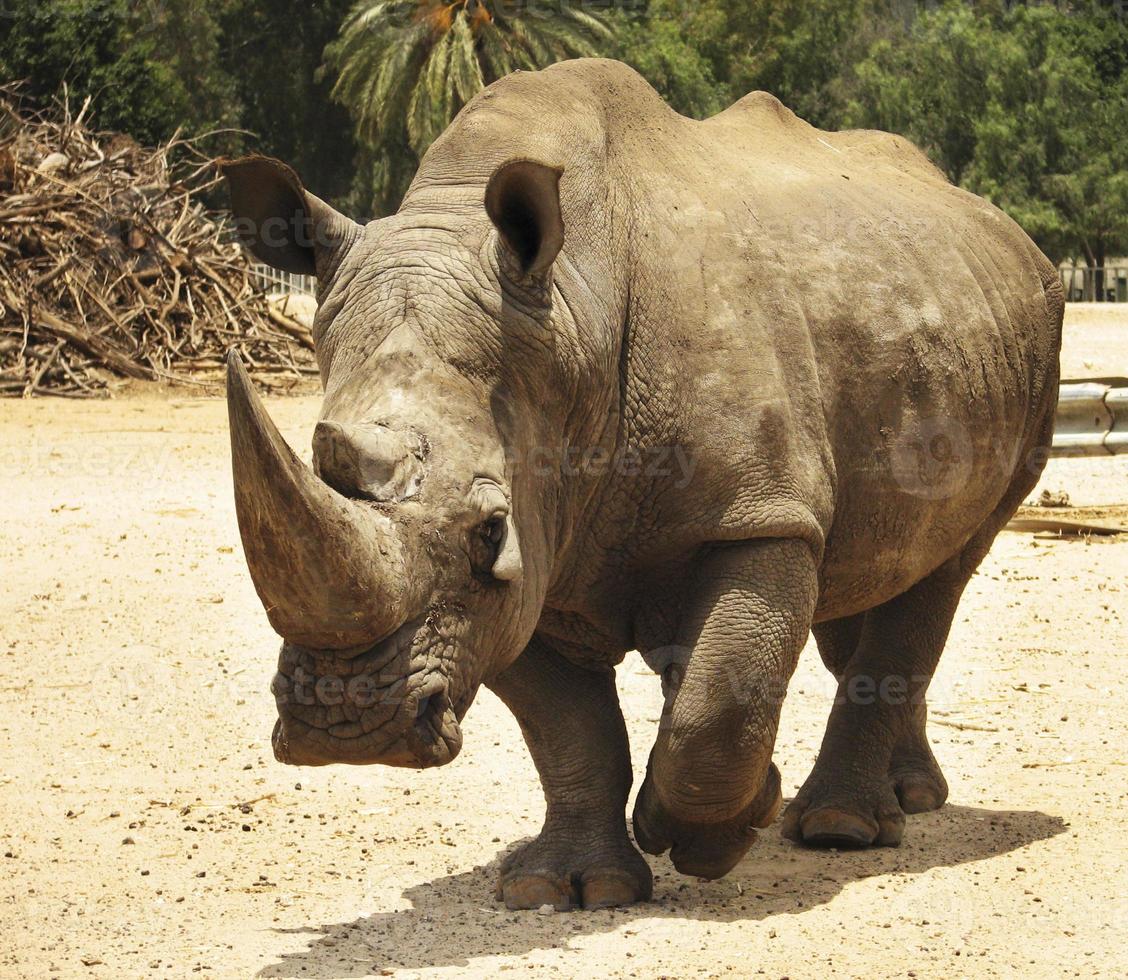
[223,59,1062,910]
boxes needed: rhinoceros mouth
[270,694,462,769]
[268,620,466,768]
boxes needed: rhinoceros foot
[632,763,783,880]
[892,767,949,816]
[496,825,653,911]
[783,728,949,847]
[781,774,908,848]
[889,731,950,815]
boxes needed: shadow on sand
[259,803,1066,977]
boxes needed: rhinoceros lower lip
[408,678,461,761]
[270,655,464,768]
[268,619,467,767]
[270,705,462,769]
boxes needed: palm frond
[450,10,486,103]
[326,0,618,215]
[407,26,454,153]
[507,18,554,69]
[536,15,607,57]
[477,21,515,82]
[557,6,614,42]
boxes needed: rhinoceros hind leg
[784,550,976,848]
[810,616,949,820]
[789,412,1051,848]
[487,637,652,910]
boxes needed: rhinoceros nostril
[415,693,434,721]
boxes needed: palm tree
[325,0,614,215]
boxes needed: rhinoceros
[222,59,1062,910]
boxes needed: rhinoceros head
[223,155,570,769]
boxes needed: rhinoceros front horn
[226,351,410,650]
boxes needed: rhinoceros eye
[469,514,505,577]
[484,516,505,545]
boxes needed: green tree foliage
[846,2,1128,271]
[0,0,359,207]
[325,0,613,215]
[0,0,195,145]
[146,0,237,133]
[217,0,358,208]
[616,0,887,127]
[847,3,990,183]
[722,0,883,128]
[612,2,728,118]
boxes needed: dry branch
[0,86,316,396]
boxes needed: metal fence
[1059,266,1128,303]
[250,264,317,298]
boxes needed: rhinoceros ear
[221,155,359,280]
[485,159,564,278]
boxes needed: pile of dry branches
[0,87,316,397]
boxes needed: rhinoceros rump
[222,59,1062,910]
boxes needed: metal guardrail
[1052,381,1128,456]
[250,264,317,298]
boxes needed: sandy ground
[2,308,1127,979]
[1059,303,1128,379]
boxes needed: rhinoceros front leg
[487,638,653,910]
[633,538,818,879]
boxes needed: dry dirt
[2,308,1127,979]
[1059,302,1128,380]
